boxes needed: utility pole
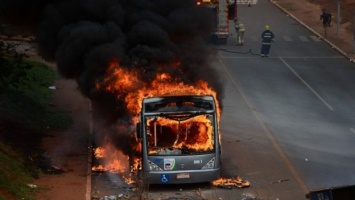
[337,0,340,37]
[353,11,355,53]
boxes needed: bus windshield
[145,99,214,113]
[145,113,215,156]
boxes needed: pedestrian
[234,19,245,46]
[320,9,331,28]
[260,24,274,57]
[326,10,332,27]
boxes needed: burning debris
[211,177,251,189]
[91,145,137,185]
[92,146,130,173]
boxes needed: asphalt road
[212,0,355,199]
[90,1,355,200]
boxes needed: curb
[269,0,355,63]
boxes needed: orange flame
[147,115,213,152]
[97,60,220,122]
[92,146,129,174]
[93,59,221,184]
[92,145,138,184]
[212,177,251,188]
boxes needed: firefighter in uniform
[236,19,245,46]
[260,24,274,57]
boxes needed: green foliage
[0,142,36,200]
[0,56,72,130]
[0,56,56,104]
[0,51,73,199]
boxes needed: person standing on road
[260,24,274,57]
[236,19,245,46]
[234,18,239,44]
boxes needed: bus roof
[142,95,216,113]
[142,95,215,104]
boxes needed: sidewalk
[270,0,355,62]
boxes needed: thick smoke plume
[0,0,51,28]
[37,0,224,152]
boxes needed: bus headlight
[148,160,163,171]
[201,157,215,169]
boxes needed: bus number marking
[194,160,202,164]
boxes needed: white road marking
[350,128,355,134]
[218,58,309,194]
[279,57,334,111]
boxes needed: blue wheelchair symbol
[160,174,169,183]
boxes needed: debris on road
[270,179,290,184]
[43,165,71,174]
[27,184,38,188]
[211,176,251,189]
[241,192,259,200]
[91,194,132,200]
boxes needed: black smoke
[37,0,224,152]
[37,0,223,118]
[0,0,53,29]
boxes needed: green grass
[0,51,73,199]
[0,142,36,200]
[0,56,72,130]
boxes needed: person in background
[260,24,274,57]
[320,9,332,27]
[236,19,245,46]
[234,18,239,33]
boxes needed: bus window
[146,114,214,156]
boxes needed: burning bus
[89,60,223,185]
[135,95,221,184]
[37,0,225,186]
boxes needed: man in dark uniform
[320,9,331,27]
[260,24,274,57]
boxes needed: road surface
[208,0,355,199]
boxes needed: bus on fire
[135,95,221,184]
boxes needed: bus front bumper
[145,168,220,184]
